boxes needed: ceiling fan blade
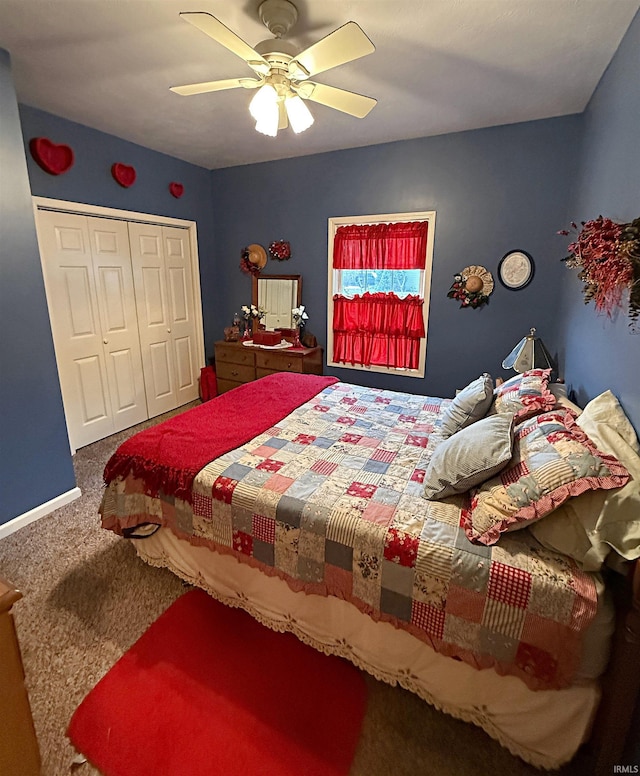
[278,101,289,131]
[170,77,261,96]
[294,81,376,118]
[179,12,271,76]
[288,22,374,79]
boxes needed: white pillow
[529,391,640,571]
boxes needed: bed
[99,369,640,772]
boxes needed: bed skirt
[133,527,600,770]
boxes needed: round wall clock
[498,250,535,290]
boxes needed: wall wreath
[447,265,494,309]
[559,216,640,330]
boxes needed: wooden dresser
[0,577,41,776]
[215,340,323,394]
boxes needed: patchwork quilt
[101,382,598,690]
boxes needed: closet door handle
[103,339,108,345]
[167,328,171,333]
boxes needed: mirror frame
[252,274,302,333]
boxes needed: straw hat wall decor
[447,265,494,308]
[240,243,268,275]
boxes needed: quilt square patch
[346,481,378,499]
[325,539,353,570]
[488,563,531,609]
[384,527,419,567]
[371,448,397,464]
[252,514,276,544]
[251,444,279,459]
[233,530,253,556]
[257,458,285,473]
[380,587,412,621]
[192,492,212,518]
[411,600,445,639]
[362,501,395,526]
[263,473,294,494]
[253,538,275,567]
[446,585,486,623]
[212,476,238,504]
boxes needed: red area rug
[67,589,367,776]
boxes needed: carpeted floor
[0,403,591,776]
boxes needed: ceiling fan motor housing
[258,0,298,38]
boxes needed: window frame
[326,210,436,378]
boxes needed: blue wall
[19,104,219,353]
[0,88,217,527]
[0,49,76,523]
[559,10,640,436]
[558,11,640,764]
[210,117,582,398]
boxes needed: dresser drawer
[255,350,303,373]
[216,361,255,384]
[215,342,255,367]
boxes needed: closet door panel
[87,217,148,432]
[75,355,110,423]
[174,335,195,391]
[128,222,177,416]
[163,227,199,405]
[36,211,115,449]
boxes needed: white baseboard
[0,487,82,541]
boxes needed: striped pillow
[439,374,494,438]
[423,414,515,500]
[462,408,630,546]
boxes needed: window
[327,211,435,378]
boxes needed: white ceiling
[0,0,637,170]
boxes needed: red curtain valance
[332,293,425,370]
[333,221,428,269]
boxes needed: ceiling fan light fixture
[285,95,314,133]
[249,83,278,121]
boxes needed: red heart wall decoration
[169,182,184,198]
[29,137,75,175]
[111,163,137,188]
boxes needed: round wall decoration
[447,265,494,309]
[498,250,535,290]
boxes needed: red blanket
[104,373,338,503]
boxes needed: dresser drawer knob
[231,370,238,377]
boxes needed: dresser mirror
[252,274,302,331]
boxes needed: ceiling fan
[170,0,376,137]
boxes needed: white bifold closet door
[37,211,148,449]
[128,222,199,417]
[37,211,200,450]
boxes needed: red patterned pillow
[462,408,630,546]
[493,368,556,421]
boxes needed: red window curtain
[333,221,428,270]
[332,293,425,370]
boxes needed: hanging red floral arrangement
[559,215,640,329]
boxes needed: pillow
[493,368,556,422]
[548,383,583,415]
[530,392,640,570]
[439,373,493,438]
[423,414,515,500]
[462,407,630,546]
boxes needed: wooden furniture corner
[0,576,41,776]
